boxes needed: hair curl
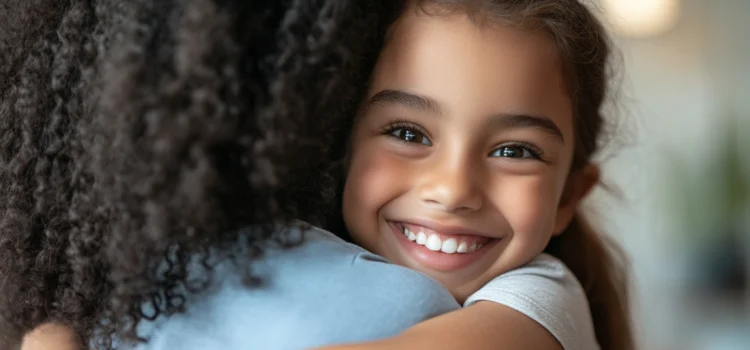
[0,0,396,348]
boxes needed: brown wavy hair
[0,0,397,348]
[410,1,634,349]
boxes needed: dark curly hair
[0,0,399,348]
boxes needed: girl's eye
[490,144,540,160]
[388,127,432,146]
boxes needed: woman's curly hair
[0,0,398,348]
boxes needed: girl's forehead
[369,10,574,143]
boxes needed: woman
[2,1,460,349]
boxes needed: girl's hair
[409,1,634,349]
[0,0,396,348]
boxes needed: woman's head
[342,0,631,348]
[1,0,395,347]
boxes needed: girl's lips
[387,221,500,272]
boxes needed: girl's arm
[21,323,80,350]
[318,301,562,350]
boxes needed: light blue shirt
[126,225,460,350]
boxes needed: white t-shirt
[465,253,600,350]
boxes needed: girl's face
[343,9,594,301]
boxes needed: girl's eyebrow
[488,113,565,144]
[366,89,443,115]
[366,88,564,144]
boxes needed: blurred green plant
[664,113,749,239]
[663,112,748,296]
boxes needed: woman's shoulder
[130,223,459,350]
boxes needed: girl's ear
[552,164,600,236]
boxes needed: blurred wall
[588,1,750,349]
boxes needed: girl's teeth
[456,241,468,253]
[400,225,486,254]
[416,232,428,245]
[402,227,417,241]
[440,238,458,254]
[425,234,442,251]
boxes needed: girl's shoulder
[465,254,599,350]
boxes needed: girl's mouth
[388,221,500,271]
[397,223,492,254]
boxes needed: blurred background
[586,0,749,349]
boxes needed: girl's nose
[417,156,483,213]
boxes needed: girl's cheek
[349,144,408,200]
[493,176,559,238]
[343,141,409,248]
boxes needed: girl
[323,0,633,349]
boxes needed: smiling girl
[331,0,633,349]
